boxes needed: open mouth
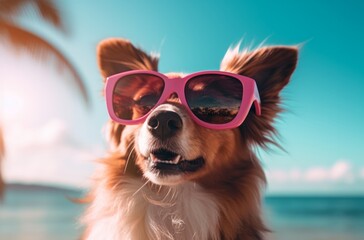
[147,149,205,175]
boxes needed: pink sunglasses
[105,70,261,130]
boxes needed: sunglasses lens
[185,74,243,124]
[112,74,164,120]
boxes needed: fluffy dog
[82,38,298,240]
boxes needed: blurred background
[0,0,363,239]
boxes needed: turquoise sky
[2,0,363,194]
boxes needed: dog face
[97,38,297,187]
[136,99,242,185]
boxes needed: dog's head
[98,38,297,186]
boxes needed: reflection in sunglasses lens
[185,75,243,124]
[112,74,164,120]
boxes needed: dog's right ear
[97,38,159,79]
[97,38,159,149]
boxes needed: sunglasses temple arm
[253,83,262,116]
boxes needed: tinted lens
[185,74,243,124]
[112,74,164,120]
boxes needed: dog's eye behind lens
[112,74,164,120]
[185,75,243,124]
[136,94,160,107]
[134,94,160,115]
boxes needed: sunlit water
[1,185,363,240]
[264,196,364,240]
[0,185,83,240]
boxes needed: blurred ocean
[0,184,363,240]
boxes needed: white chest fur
[85,178,220,240]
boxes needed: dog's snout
[147,111,182,139]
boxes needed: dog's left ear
[221,46,298,147]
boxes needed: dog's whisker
[132,180,150,197]
[125,138,135,151]
[162,187,173,203]
[158,185,163,194]
[172,187,178,201]
[125,147,135,166]
[124,140,136,174]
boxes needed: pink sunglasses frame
[105,70,261,130]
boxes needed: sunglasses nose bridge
[162,92,182,105]
[162,77,185,103]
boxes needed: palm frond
[30,0,66,33]
[0,0,65,33]
[0,20,89,106]
[0,0,30,15]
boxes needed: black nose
[147,111,183,139]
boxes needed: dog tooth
[150,154,158,162]
[150,154,182,164]
[172,155,182,164]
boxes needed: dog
[81,38,298,240]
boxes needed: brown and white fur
[81,38,298,240]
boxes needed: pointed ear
[221,46,298,147]
[98,38,158,148]
[97,38,159,79]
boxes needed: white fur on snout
[137,103,203,184]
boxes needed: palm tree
[0,0,89,197]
